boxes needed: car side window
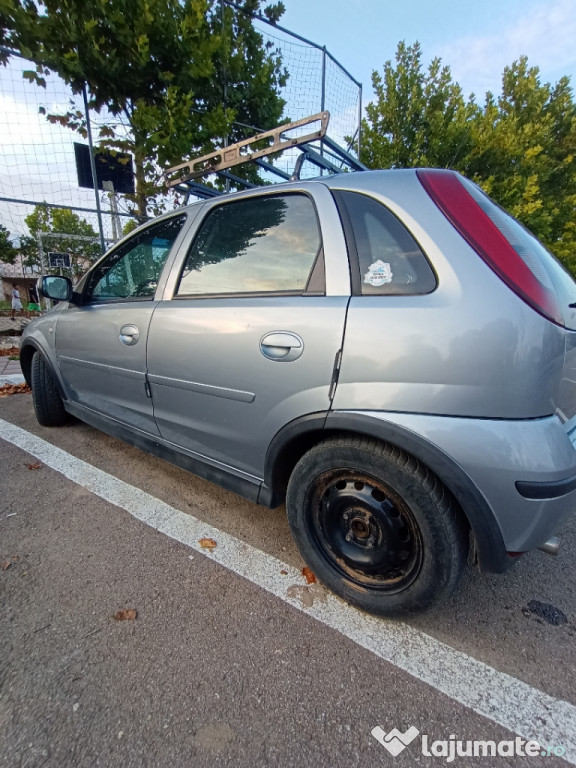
[338,191,436,295]
[176,193,323,296]
[85,215,186,303]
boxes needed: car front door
[55,213,189,435]
[146,184,350,479]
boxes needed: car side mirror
[37,275,74,303]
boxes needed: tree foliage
[0,225,17,264]
[1,0,287,217]
[21,205,101,277]
[361,42,576,273]
[362,41,477,170]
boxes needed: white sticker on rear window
[364,259,393,286]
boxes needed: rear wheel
[286,437,468,616]
[31,352,68,427]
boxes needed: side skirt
[64,401,264,505]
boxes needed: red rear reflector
[417,169,563,326]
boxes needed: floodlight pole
[82,84,107,255]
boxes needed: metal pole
[320,46,327,173]
[36,232,45,275]
[103,181,121,241]
[110,192,121,241]
[0,196,132,218]
[221,0,230,193]
[321,46,327,112]
[358,83,363,158]
[36,232,48,310]
[82,84,107,255]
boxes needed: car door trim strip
[59,355,146,382]
[147,373,256,403]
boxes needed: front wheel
[286,437,468,616]
[31,352,68,427]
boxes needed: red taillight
[417,169,563,326]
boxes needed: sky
[281,0,576,105]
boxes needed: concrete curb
[0,374,26,386]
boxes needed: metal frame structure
[222,0,363,156]
[164,112,367,201]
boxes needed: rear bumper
[327,410,576,571]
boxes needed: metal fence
[0,5,361,258]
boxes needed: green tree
[1,0,287,217]
[464,58,576,269]
[122,218,140,237]
[0,224,17,264]
[21,205,102,277]
[361,42,477,171]
[361,42,576,272]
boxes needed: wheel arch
[19,342,35,386]
[262,410,510,574]
[20,340,66,400]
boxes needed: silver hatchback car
[21,168,576,616]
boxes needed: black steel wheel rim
[306,470,423,592]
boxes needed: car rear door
[54,213,190,435]
[146,183,350,479]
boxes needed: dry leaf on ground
[280,569,288,575]
[0,347,20,357]
[113,609,137,621]
[0,383,31,397]
[199,537,217,550]
[302,567,316,585]
[28,462,42,470]
[1,555,19,571]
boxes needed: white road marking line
[1,416,575,761]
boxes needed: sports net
[0,9,361,257]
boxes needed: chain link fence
[0,6,361,263]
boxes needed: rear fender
[263,410,509,574]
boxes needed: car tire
[286,436,468,616]
[31,351,68,427]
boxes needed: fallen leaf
[113,609,137,621]
[0,383,31,397]
[0,347,20,357]
[302,567,316,585]
[280,569,288,575]
[28,462,42,470]
[1,555,19,571]
[199,537,217,550]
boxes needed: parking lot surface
[1,393,576,767]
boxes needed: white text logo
[371,726,420,756]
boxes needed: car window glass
[87,215,186,302]
[340,191,436,295]
[176,194,321,296]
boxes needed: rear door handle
[260,332,304,362]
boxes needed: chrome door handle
[119,324,140,346]
[260,332,304,362]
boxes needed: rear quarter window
[336,191,436,296]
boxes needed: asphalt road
[1,392,576,767]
